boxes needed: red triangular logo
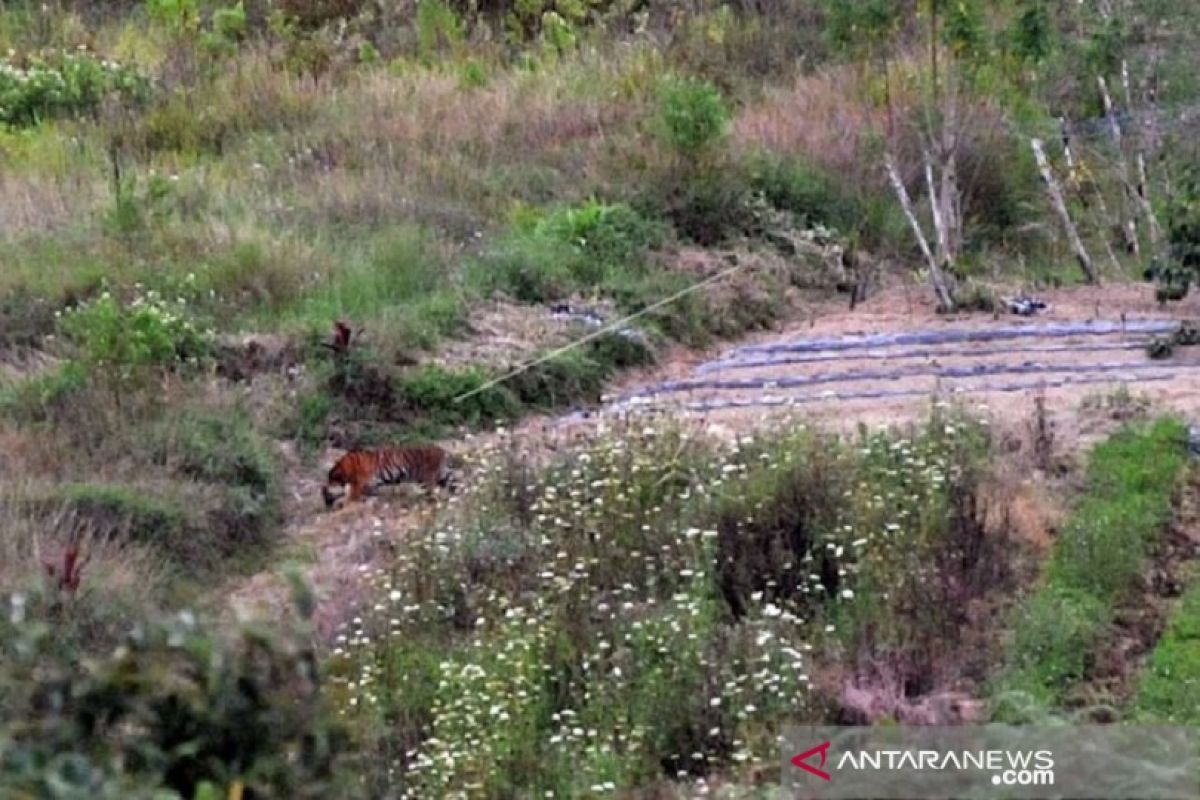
[791,740,832,781]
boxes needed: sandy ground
[223,282,1200,634]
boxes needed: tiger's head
[322,459,350,509]
[322,484,345,509]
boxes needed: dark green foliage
[0,50,151,127]
[1084,15,1126,76]
[1166,164,1200,270]
[506,333,654,409]
[824,0,900,54]
[394,364,519,429]
[0,598,348,798]
[1147,165,1200,303]
[941,0,985,63]
[469,200,666,303]
[747,153,861,232]
[1010,0,1053,63]
[645,169,757,247]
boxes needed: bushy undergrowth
[304,330,654,446]
[59,288,211,385]
[469,200,666,304]
[991,417,1188,716]
[0,592,348,799]
[332,406,1007,795]
[0,48,150,126]
[4,391,282,574]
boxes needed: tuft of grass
[991,417,1188,715]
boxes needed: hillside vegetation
[2,0,1200,796]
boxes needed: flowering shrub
[332,407,1005,795]
[59,287,210,381]
[0,49,151,127]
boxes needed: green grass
[990,417,1188,714]
[1133,576,1200,723]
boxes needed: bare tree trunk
[1120,59,1165,251]
[1031,138,1098,284]
[886,155,956,311]
[1060,116,1121,271]
[1098,75,1140,255]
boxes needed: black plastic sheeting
[696,340,1149,374]
[607,372,1183,415]
[617,358,1200,400]
[734,319,1177,356]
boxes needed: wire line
[453,260,748,404]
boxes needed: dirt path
[224,283,1200,636]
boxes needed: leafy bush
[394,364,519,429]
[656,76,730,157]
[58,289,210,384]
[146,407,280,497]
[1166,164,1200,271]
[471,201,665,303]
[0,596,348,798]
[0,50,150,127]
[640,168,756,246]
[748,153,861,232]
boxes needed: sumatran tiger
[322,444,458,509]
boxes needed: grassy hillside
[2,0,1200,795]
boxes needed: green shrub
[530,200,665,278]
[416,0,464,59]
[58,289,210,384]
[0,50,151,127]
[747,154,860,232]
[470,201,665,303]
[0,596,348,798]
[656,76,730,157]
[640,168,756,246]
[394,364,519,430]
[994,587,1108,712]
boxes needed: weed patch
[991,417,1188,716]
[1133,579,1200,723]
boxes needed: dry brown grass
[734,64,891,174]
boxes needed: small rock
[1187,425,1200,457]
